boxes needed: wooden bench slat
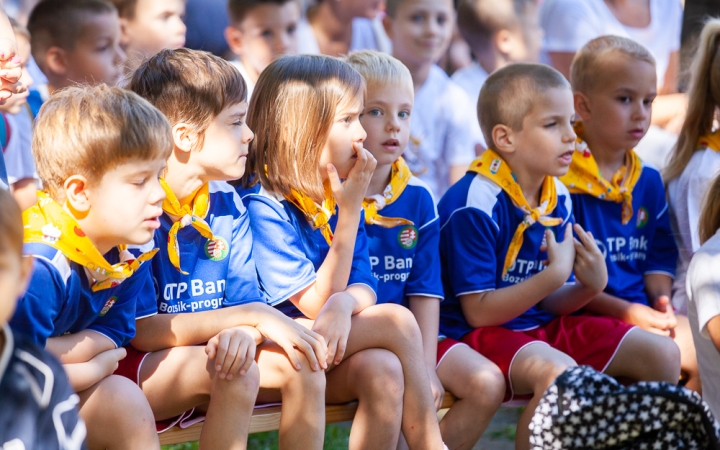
[159,393,458,446]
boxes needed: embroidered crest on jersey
[398,225,418,249]
[636,207,649,228]
[99,296,117,316]
[204,236,229,261]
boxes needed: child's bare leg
[336,304,444,449]
[326,348,404,450]
[436,345,505,450]
[604,327,681,383]
[78,375,159,450]
[139,346,260,450]
[674,314,701,392]
[510,344,576,450]
[254,341,326,450]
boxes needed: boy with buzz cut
[452,0,542,132]
[224,0,301,100]
[437,63,682,450]
[110,0,186,75]
[561,36,701,392]
[27,0,126,95]
[9,84,169,449]
[346,49,505,450]
[0,189,87,450]
[122,48,329,449]
[383,0,481,199]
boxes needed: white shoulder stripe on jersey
[209,180,246,214]
[418,215,439,231]
[0,325,13,382]
[656,202,669,219]
[554,177,573,225]
[441,174,502,231]
[31,252,72,286]
[16,349,54,408]
[407,175,440,219]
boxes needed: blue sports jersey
[10,243,151,347]
[366,176,443,307]
[570,163,678,306]
[438,172,574,339]
[239,184,378,318]
[134,181,264,318]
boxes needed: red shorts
[436,337,469,368]
[461,315,635,402]
[114,346,204,433]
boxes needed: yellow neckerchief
[160,179,217,274]
[559,123,642,225]
[284,181,336,246]
[698,132,720,151]
[23,192,158,292]
[467,149,563,276]
[362,157,415,228]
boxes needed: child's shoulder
[438,172,501,222]
[24,242,74,287]
[236,183,291,220]
[208,180,246,216]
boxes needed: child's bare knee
[213,360,260,402]
[356,351,404,402]
[375,303,422,339]
[468,365,506,408]
[651,336,682,382]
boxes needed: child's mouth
[559,150,573,165]
[381,139,400,152]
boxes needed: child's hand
[311,292,353,370]
[91,347,127,378]
[572,224,607,294]
[622,302,677,336]
[326,142,377,213]
[206,327,256,380]
[544,224,575,284]
[653,295,678,338]
[0,39,24,103]
[428,369,445,411]
[255,312,328,371]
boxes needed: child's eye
[287,24,297,35]
[133,178,148,186]
[643,97,655,105]
[368,109,382,117]
[233,121,244,127]
[617,96,631,103]
[399,110,410,119]
[544,121,557,128]
[437,14,448,25]
[261,30,273,38]
[411,13,423,23]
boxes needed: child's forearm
[539,282,603,316]
[132,302,276,352]
[46,330,115,363]
[707,316,720,352]
[644,273,673,304]
[63,361,112,392]
[409,296,440,369]
[583,292,631,319]
[461,267,566,328]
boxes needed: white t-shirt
[405,65,479,198]
[296,16,391,55]
[668,149,720,313]
[539,0,682,87]
[3,106,36,185]
[450,61,488,149]
[230,59,256,101]
[686,229,720,419]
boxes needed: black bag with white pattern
[530,366,720,449]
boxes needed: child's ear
[495,29,516,59]
[118,17,131,47]
[63,175,91,214]
[172,123,197,153]
[224,26,244,56]
[574,92,592,121]
[45,46,68,77]
[17,255,34,297]
[492,124,515,155]
[382,15,394,40]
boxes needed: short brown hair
[0,189,23,258]
[109,0,136,18]
[457,0,535,50]
[28,0,117,74]
[129,48,247,149]
[345,50,413,94]
[570,35,655,93]
[33,84,173,202]
[478,63,569,147]
[228,0,297,26]
[241,55,364,203]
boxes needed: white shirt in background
[686,229,720,419]
[230,60,256,101]
[406,65,479,198]
[296,16,391,55]
[451,61,488,149]
[668,149,720,313]
[539,0,682,87]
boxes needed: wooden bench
[159,392,458,445]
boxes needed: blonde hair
[241,55,364,203]
[699,173,720,244]
[129,48,247,150]
[570,35,655,93]
[33,84,173,201]
[664,20,720,184]
[478,63,569,147]
[345,50,413,94]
